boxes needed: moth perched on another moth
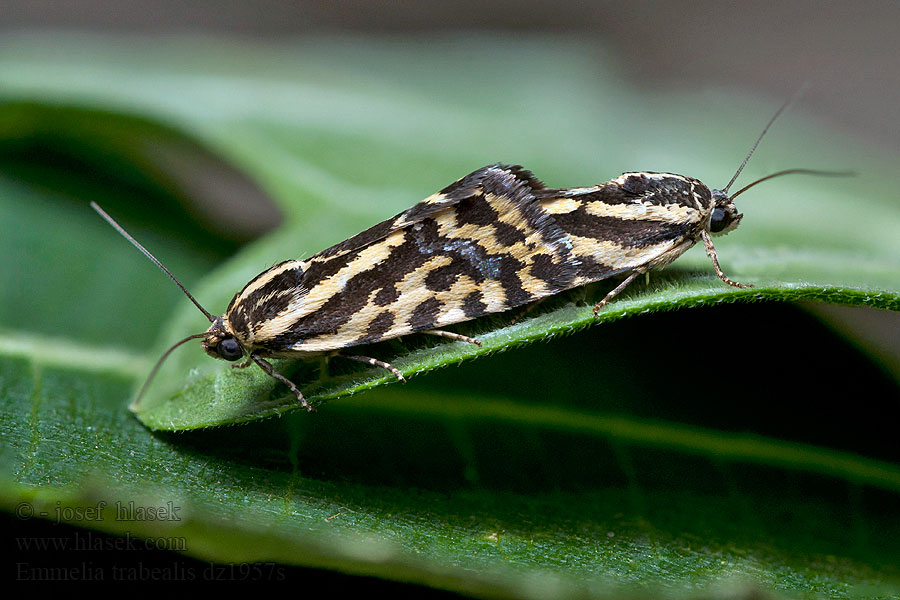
[94,99,842,410]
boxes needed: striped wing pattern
[226,165,578,353]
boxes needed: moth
[533,99,847,316]
[92,165,578,410]
[94,97,842,411]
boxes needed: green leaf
[2,34,899,597]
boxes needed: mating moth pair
[94,99,839,411]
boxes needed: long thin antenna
[91,202,215,323]
[133,332,209,406]
[722,84,809,194]
[729,168,856,201]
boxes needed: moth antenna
[133,332,209,406]
[91,202,215,323]
[722,84,810,195]
[729,168,856,201]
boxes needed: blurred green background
[2,3,900,597]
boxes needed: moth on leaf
[93,165,578,410]
[94,97,845,411]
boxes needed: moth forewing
[532,172,723,313]
[232,165,577,361]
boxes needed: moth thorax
[202,317,244,362]
[709,189,743,235]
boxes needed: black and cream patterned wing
[226,165,576,354]
[537,172,714,285]
[313,164,546,261]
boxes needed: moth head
[708,189,743,236]
[712,168,853,237]
[710,90,852,236]
[202,318,245,362]
[90,202,244,404]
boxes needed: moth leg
[340,354,407,383]
[422,329,482,346]
[230,356,254,369]
[592,269,644,316]
[701,230,752,289]
[507,298,544,325]
[251,355,313,412]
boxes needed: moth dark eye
[709,208,728,233]
[217,337,243,361]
